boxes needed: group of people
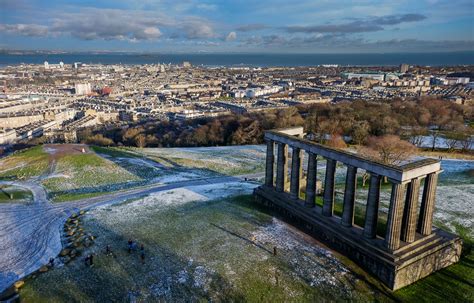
[82,239,146,268]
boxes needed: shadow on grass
[20,216,246,302]
[210,223,273,255]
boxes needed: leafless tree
[360,135,417,165]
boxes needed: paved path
[0,173,263,293]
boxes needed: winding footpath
[0,174,263,293]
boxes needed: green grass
[0,185,33,203]
[168,157,264,176]
[41,152,141,202]
[0,146,50,180]
[90,146,142,159]
[394,223,474,302]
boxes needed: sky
[0,0,473,53]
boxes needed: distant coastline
[1,51,473,67]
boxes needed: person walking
[84,255,90,267]
[140,244,145,264]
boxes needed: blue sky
[1,0,473,52]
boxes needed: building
[74,83,92,95]
[400,63,409,73]
[255,127,462,291]
[0,128,17,145]
[341,72,386,81]
[44,61,49,69]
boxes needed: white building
[0,129,17,145]
[44,61,49,69]
[75,83,92,95]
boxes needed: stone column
[401,178,421,243]
[417,172,440,236]
[341,165,357,227]
[305,152,317,207]
[363,173,382,239]
[275,143,288,192]
[265,139,275,187]
[298,150,304,193]
[290,147,302,199]
[322,158,336,217]
[385,182,407,251]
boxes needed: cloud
[375,14,426,25]
[241,33,474,52]
[180,19,215,39]
[1,8,216,41]
[242,35,289,46]
[0,23,49,37]
[286,23,383,34]
[285,13,427,34]
[225,31,237,41]
[48,9,166,41]
[195,3,217,11]
[236,23,267,32]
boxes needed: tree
[275,107,304,128]
[360,135,417,165]
[85,134,114,146]
[326,134,347,149]
[351,121,370,145]
[405,126,428,148]
[135,134,146,148]
[460,128,474,152]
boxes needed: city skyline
[1,0,473,53]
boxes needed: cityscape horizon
[1,0,473,302]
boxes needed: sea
[0,52,473,67]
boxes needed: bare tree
[359,135,417,183]
[351,121,370,145]
[429,130,441,152]
[135,134,146,148]
[326,134,347,149]
[406,126,428,147]
[360,135,417,166]
[460,135,473,152]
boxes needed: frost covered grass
[139,145,266,176]
[42,152,142,202]
[433,160,474,237]
[20,191,389,302]
[0,146,49,180]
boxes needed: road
[0,173,263,293]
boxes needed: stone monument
[254,127,462,290]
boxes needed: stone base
[254,186,462,290]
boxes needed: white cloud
[181,19,216,39]
[225,31,237,41]
[1,8,214,42]
[0,23,49,37]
